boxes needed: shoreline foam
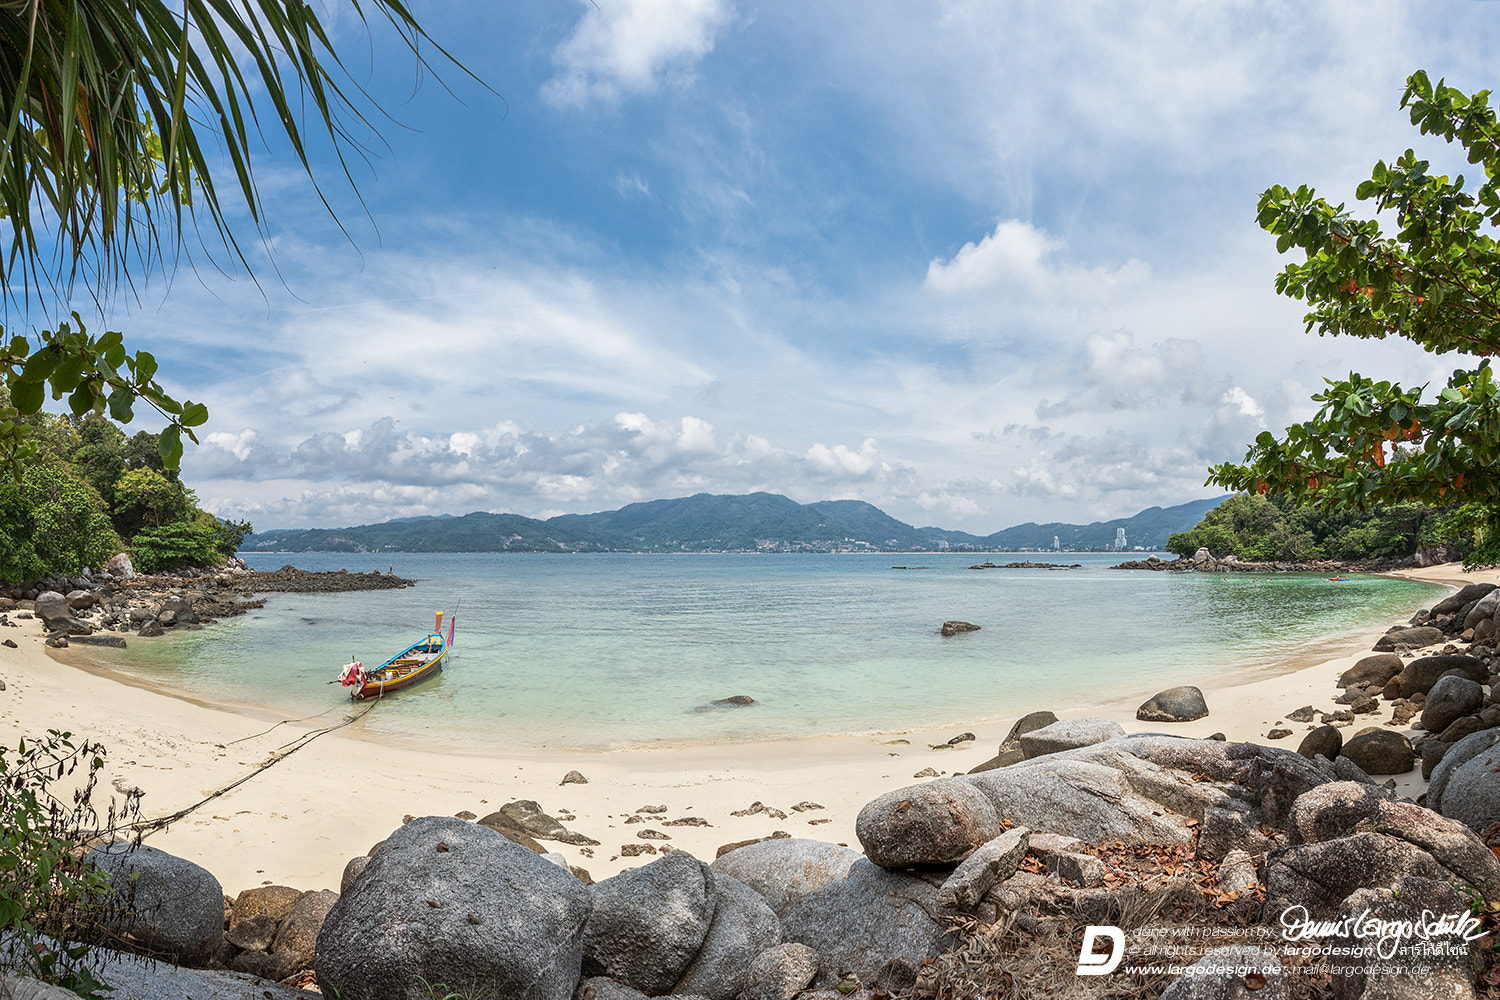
[0,563,1475,894]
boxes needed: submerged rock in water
[940,621,980,636]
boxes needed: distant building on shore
[1114,528,1127,551]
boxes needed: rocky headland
[0,557,415,650]
[1114,544,1468,574]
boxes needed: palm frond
[0,0,487,302]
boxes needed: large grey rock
[779,859,946,984]
[1018,718,1124,758]
[1001,710,1059,746]
[1332,755,1376,785]
[1105,736,1335,827]
[1395,655,1486,698]
[225,913,278,952]
[577,978,648,1000]
[106,552,135,580]
[583,850,716,995]
[672,873,782,1000]
[1429,727,1500,814]
[1326,877,1480,1000]
[1372,626,1444,653]
[856,777,999,868]
[965,754,1200,845]
[1263,832,1452,919]
[314,816,591,1000]
[738,943,819,1000]
[86,952,322,1000]
[1420,676,1485,733]
[340,855,369,893]
[1285,781,1387,846]
[1160,946,1289,1000]
[1196,804,1271,862]
[1339,730,1414,775]
[1464,589,1500,628]
[32,590,69,624]
[1136,685,1209,723]
[939,827,1029,910]
[1431,582,1496,616]
[709,839,860,917]
[1297,725,1343,761]
[1285,785,1500,899]
[1433,738,1500,836]
[271,888,339,970]
[0,976,87,1000]
[231,884,303,929]
[1338,654,1404,689]
[64,588,98,610]
[87,842,224,965]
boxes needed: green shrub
[130,522,218,573]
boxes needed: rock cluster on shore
[1113,545,1467,574]
[1,556,416,649]
[57,718,1500,1000]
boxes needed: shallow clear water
[84,552,1443,749]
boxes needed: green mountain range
[242,493,1228,554]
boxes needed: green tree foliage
[1209,71,1500,564]
[0,731,135,996]
[25,463,119,575]
[0,402,243,581]
[210,516,253,556]
[112,466,192,537]
[129,522,217,574]
[1166,493,1451,562]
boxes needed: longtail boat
[338,608,455,700]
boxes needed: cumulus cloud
[1033,331,1223,420]
[544,0,734,107]
[191,414,907,525]
[925,222,1148,302]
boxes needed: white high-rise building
[1114,528,1127,551]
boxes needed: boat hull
[351,635,447,700]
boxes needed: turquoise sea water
[79,552,1444,749]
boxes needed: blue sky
[64,0,1500,532]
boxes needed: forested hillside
[245,493,1228,554]
[0,400,249,582]
[1166,494,1465,562]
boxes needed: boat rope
[221,702,349,746]
[116,699,381,838]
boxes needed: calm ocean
[81,552,1443,749]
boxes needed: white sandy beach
[0,561,1486,896]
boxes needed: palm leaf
[0,0,486,301]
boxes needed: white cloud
[544,0,734,107]
[806,438,879,477]
[925,220,1149,304]
[1222,386,1264,420]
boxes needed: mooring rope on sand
[119,697,381,837]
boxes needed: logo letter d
[1076,925,1125,976]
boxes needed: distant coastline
[244,490,1227,555]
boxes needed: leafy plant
[0,731,138,996]
[1210,71,1500,566]
[129,521,217,574]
